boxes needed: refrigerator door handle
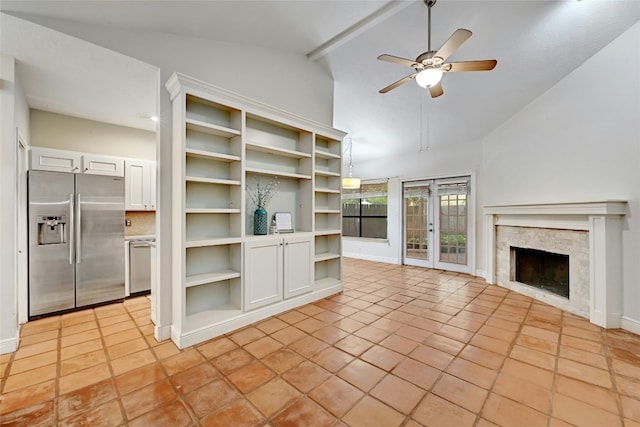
[76,193,81,264]
[69,193,75,264]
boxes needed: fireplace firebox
[512,247,569,298]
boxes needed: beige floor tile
[58,363,111,395]
[552,393,621,427]
[14,338,58,362]
[342,396,405,427]
[110,349,156,376]
[248,377,302,417]
[9,350,58,374]
[3,363,57,392]
[60,349,107,376]
[413,394,476,427]
[370,374,425,415]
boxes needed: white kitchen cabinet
[82,153,124,177]
[125,159,156,210]
[30,147,82,173]
[30,147,125,177]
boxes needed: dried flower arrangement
[246,176,279,209]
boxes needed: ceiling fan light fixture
[415,67,443,88]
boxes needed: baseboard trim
[342,253,398,265]
[621,316,640,335]
[0,335,19,355]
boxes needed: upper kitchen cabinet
[125,159,156,211]
[82,153,124,177]
[30,147,82,173]
[30,147,124,177]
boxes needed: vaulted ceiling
[2,1,639,162]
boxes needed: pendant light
[342,137,361,189]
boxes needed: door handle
[69,193,74,264]
[76,193,81,264]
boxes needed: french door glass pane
[439,194,467,265]
[405,187,429,260]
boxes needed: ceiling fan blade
[429,81,443,98]
[377,54,421,69]
[434,29,472,61]
[379,73,417,94]
[445,59,497,72]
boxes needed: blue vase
[254,208,268,235]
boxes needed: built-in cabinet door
[30,147,82,173]
[82,154,124,177]
[283,234,313,299]
[244,237,283,311]
[125,160,155,210]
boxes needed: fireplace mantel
[484,201,628,329]
[484,201,627,216]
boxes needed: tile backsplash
[125,211,156,236]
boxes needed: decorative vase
[254,207,268,235]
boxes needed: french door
[403,177,470,273]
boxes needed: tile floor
[1,258,640,426]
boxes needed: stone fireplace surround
[484,201,627,329]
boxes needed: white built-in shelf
[314,229,342,236]
[184,237,242,248]
[185,270,242,288]
[246,142,311,159]
[185,208,241,214]
[315,187,341,194]
[185,148,241,162]
[186,118,240,138]
[184,307,244,332]
[315,170,341,177]
[185,176,241,186]
[314,252,341,262]
[314,277,341,288]
[245,167,312,180]
[315,209,340,214]
[315,150,341,160]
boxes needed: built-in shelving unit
[313,135,343,289]
[167,73,345,348]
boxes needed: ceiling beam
[306,0,414,61]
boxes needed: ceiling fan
[377,0,497,97]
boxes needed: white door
[30,147,81,173]
[403,177,471,274]
[283,234,313,298]
[244,237,283,310]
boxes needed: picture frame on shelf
[274,212,294,233]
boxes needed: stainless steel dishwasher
[129,238,155,295]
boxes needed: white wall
[0,55,19,352]
[30,110,156,159]
[481,22,640,330]
[342,140,482,265]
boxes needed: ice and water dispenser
[37,215,67,245]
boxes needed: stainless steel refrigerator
[28,170,125,316]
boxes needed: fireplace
[484,201,627,329]
[512,247,569,298]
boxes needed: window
[342,181,388,239]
